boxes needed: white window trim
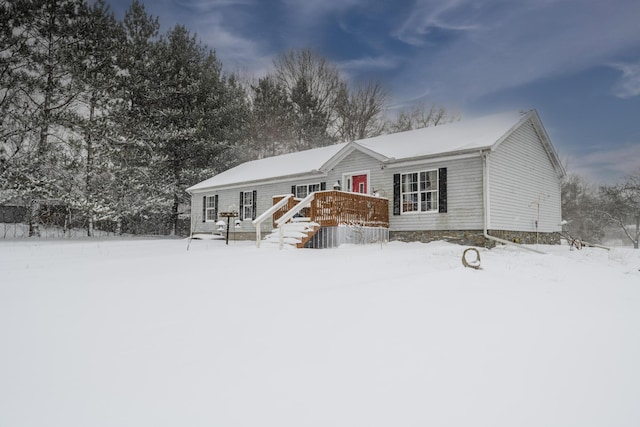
[205,195,217,222]
[242,191,254,220]
[400,169,439,214]
[295,183,321,199]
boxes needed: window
[242,191,253,220]
[205,195,217,221]
[401,170,438,213]
[294,183,321,198]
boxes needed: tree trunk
[86,96,95,237]
[28,199,41,237]
[635,215,639,249]
[171,196,179,236]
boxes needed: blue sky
[106,0,640,184]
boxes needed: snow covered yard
[1,238,639,427]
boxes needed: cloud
[392,0,482,46]
[569,143,640,184]
[610,62,640,98]
[390,0,640,103]
[338,55,399,72]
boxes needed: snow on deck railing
[275,192,315,227]
[252,194,293,248]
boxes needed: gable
[491,111,565,178]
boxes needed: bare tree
[273,48,343,140]
[335,80,388,141]
[273,49,342,117]
[561,174,607,243]
[600,170,640,248]
[385,101,461,133]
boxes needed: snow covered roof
[354,111,524,160]
[187,143,348,192]
[187,111,538,192]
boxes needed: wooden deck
[272,191,389,228]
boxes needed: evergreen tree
[71,0,123,235]
[152,25,250,234]
[249,76,295,158]
[290,78,331,151]
[3,0,92,236]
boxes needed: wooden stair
[263,217,320,248]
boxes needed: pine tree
[71,0,123,236]
[249,76,295,158]
[151,25,250,234]
[3,0,92,236]
[290,78,331,151]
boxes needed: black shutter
[252,190,257,220]
[214,195,219,221]
[438,167,447,213]
[291,185,296,196]
[202,196,206,222]
[393,174,401,216]
[239,192,244,220]
[320,182,326,191]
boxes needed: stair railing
[252,194,293,248]
[275,192,316,250]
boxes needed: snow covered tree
[600,170,640,249]
[0,1,33,204]
[147,25,249,234]
[1,0,94,236]
[561,174,607,243]
[70,0,123,235]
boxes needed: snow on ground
[1,238,639,427]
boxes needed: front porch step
[291,217,311,222]
[262,220,320,248]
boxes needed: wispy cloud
[610,62,640,98]
[390,0,640,103]
[392,0,482,46]
[338,55,399,72]
[569,143,640,184]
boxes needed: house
[186,109,565,248]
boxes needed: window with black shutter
[438,168,447,213]
[393,174,401,215]
[396,168,446,214]
[252,190,257,220]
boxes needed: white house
[186,109,565,247]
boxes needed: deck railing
[273,191,389,228]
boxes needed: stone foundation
[390,229,561,248]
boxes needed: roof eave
[186,169,328,194]
[384,146,491,168]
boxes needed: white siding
[325,149,485,231]
[386,156,485,231]
[190,119,562,236]
[488,119,562,232]
[190,148,487,234]
[190,178,332,235]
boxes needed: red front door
[352,174,367,194]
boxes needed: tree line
[0,0,458,237]
[562,170,640,249]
